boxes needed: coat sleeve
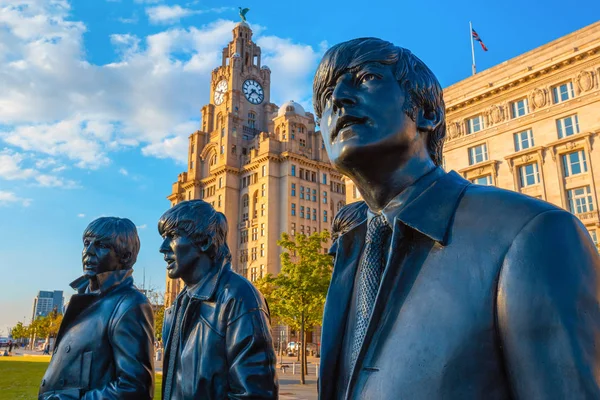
[497,209,600,398]
[81,297,155,400]
[226,308,278,399]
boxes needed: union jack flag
[472,28,488,51]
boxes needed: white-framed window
[262,165,266,177]
[260,244,265,257]
[291,183,296,196]
[250,267,257,282]
[588,230,598,249]
[466,115,484,134]
[552,82,575,104]
[568,186,594,214]
[323,191,327,204]
[261,203,265,216]
[261,183,266,197]
[248,112,256,129]
[519,163,540,187]
[514,129,534,152]
[468,143,488,165]
[471,175,492,186]
[300,206,305,218]
[300,186,304,199]
[218,194,222,207]
[252,227,258,241]
[291,203,296,216]
[291,165,296,176]
[562,150,588,177]
[260,264,265,278]
[557,115,580,139]
[510,98,529,118]
[323,210,328,222]
[261,223,265,237]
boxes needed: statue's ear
[199,237,212,254]
[120,251,132,268]
[416,107,442,133]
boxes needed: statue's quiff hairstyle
[83,217,140,269]
[158,200,231,262]
[313,37,446,166]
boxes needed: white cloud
[145,5,198,24]
[134,0,162,3]
[137,224,147,229]
[77,213,85,217]
[0,191,32,207]
[0,1,322,172]
[0,149,78,188]
[119,168,128,176]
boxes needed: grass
[0,357,162,399]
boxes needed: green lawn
[0,357,162,399]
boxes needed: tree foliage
[256,230,333,331]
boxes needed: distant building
[346,21,600,251]
[32,290,64,321]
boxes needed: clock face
[243,79,264,105]
[213,79,227,105]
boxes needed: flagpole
[470,21,476,75]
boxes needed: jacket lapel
[319,221,366,400]
[55,294,98,346]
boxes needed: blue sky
[0,0,598,333]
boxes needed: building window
[514,129,534,152]
[248,112,256,129]
[518,163,540,187]
[568,186,594,214]
[291,183,296,196]
[510,98,529,118]
[300,206,305,219]
[261,203,265,216]
[240,230,248,244]
[260,264,265,278]
[291,222,296,236]
[218,194,222,208]
[299,168,304,180]
[557,115,580,139]
[221,128,225,137]
[220,145,224,154]
[251,247,257,261]
[190,161,194,170]
[312,189,317,202]
[471,175,493,186]
[552,82,575,104]
[300,186,304,200]
[260,244,265,257]
[218,177,222,188]
[323,191,327,204]
[291,165,296,176]
[312,209,317,221]
[261,183,266,197]
[232,145,237,155]
[291,203,296,216]
[299,139,306,147]
[466,115,484,134]
[311,172,316,182]
[305,187,310,201]
[589,230,598,250]
[306,207,311,220]
[323,210,328,222]
[252,227,258,241]
[250,267,257,282]
[562,150,588,177]
[468,143,488,165]
[262,165,266,177]
[322,173,327,184]
[261,223,265,237]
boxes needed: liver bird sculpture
[239,7,250,22]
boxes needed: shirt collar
[366,168,469,245]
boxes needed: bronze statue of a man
[313,38,600,399]
[39,217,155,400]
[158,200,278,399]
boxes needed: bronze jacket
[162,259,278,399]
[39,269,155,400]
[320,168,600,400]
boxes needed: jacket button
[65,345,70,353]
[41,379,45,387]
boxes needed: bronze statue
[313,37,600,399]
[39,217,154,400]
[158,200,278,399]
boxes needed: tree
[11,322,28,342]
[255,230,333,384]
[144,287,166,343]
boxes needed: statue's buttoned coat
[161,259,278,399]
[38,270,154,400]
[320,169,600,400]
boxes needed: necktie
[349,214,392,371]
[163,293,190,400]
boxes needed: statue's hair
[83,217,140,269]
[158,200,231,262]
[312,37,446,166]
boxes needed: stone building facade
[165,22,346,312]
[347,21,600,251]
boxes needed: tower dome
[277,100,306,117]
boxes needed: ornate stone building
[347,21,600,250]
[165,22,346,310]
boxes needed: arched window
[248,112,256,129]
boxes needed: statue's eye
[359,73,378,84]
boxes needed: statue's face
[82,235,122,277]
[318,62,421,173]
[159,230,202,281]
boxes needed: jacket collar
[178,257,231,302]
[367,168,469,246]
[69,269,134,295]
